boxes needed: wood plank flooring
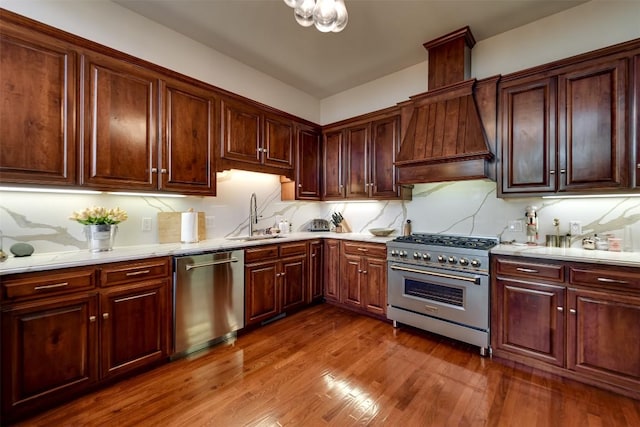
[14,304,640,426]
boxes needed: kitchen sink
[226,234,282,241]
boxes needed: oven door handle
[389,264,480,285]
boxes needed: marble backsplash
[1,172,640,255]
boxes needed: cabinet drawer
[100,257,170,287]
[1,268,96,301]
[342,241,387,259]
[569,265,640,291]
[495,258,564,283]
[245,245,279,263]
[279,242,307,257]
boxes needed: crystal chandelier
[283,0,348,33]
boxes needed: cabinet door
[323,130,345,199]
[280,254,307,312]
[558,59,628,191]
[635,55,640,187]
[245,261,279,326]
[0,28,77,186]
[363,257,386,316]
[81,51,158,190]
[264,114,294,169]
[345,124,369,198]
[323,239,341,302]
[500,77,557,194]
[221,98,261,165]
[1,293,98,421]
[296,126,322,200]
[493,278,565,366]
[100,280,169,379]
[308,240,324,302]
[567,288,640,390]
[370,116,400,199]
[341,253,363,308]
[161,79,217,195]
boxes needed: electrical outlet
[508,220,524,232]
[569,221,582,235]
[141,217,152,232]
[205,216,215,229]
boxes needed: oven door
[387,262,488,330]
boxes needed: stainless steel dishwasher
[173,250,244,358]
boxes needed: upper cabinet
[634,54,640,187]
[281,124,322,201]
[0,17,77,186]
[499,42,640,197]
[220,97,294,176]
[322,110,411,200]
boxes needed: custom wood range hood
[395,27,496,184]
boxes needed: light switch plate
[142,217,152,232]
[569,221,582,235]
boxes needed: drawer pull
[516,268,539,274]
[357,248,368,252]
[125,269,151,277]
[597,277,629,284]
[557,306,564,312]
[34,282,69,290]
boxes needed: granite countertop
[491,243,640,268]
[0,232,395,276]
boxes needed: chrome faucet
[249,193,258,236]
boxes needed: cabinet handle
[560,169,566,174]
[103,313,109,320]
[160,168,167,174]
[550,170,556,175]
[125,269,150,277]
[89,316,96,323]
[637,164,640,169]
[276,273,281,277]
[569,309,576,314]
[557,306,564,312]
[424,305,438,312]
[34,282,69,290]
[358,269,362,273]
[516,267,538,273]
[311,254,316,258]
[597,277,629,284]
[357,248,368,252]
[298,184,302,188]
[362,270,367,274]
[151,167,158,173]
[281,272,286,276]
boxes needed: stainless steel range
[386,233,498,356]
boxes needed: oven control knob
[448,256,457,264]
[437,255,447,263]
[390,250,397,256]
[413,252,421,259]
[471,259,481,268]
[459,258,469,266]
[422,253,431,261]
[400,251,408,258]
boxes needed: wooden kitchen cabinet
[634,54,640,187]
[244,242,307,327]
[499,52,630,196]
[337,241,387,318]
[0,257,172,423]
[280,124,322,201]
[0,17,78,186]
[323,239,341,302]
[323,111,408,200]
[491,255,640,399]
[220,97,294,176]
[308,239,324,302]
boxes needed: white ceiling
[115,0,588,99]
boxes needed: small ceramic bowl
[368,228,395,237]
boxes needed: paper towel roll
[180,212,198,243]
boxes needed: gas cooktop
[391,233,499,251]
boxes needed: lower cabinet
[333,240,387,318]
[244,242,307,326]
[492,255,640,399]
[323,239,341,303]
[0,257,172,423]
[308,239,324,303]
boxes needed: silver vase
[85,224,118,252]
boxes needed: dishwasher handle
[185,257,240,271]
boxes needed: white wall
[0,0,320,123]
[320,0,640,124]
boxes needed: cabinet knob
[557,306,564,312]
[569,308,577,314]
[103,313,109,320]
[161,168,167,174]
[89,316,96,323]
[151,167,158,173]
[362,270,367,274]
[358,269,362,273]
[560,169,566,174]
[298,184,302,188]
[637,164,640,169]
[550,170,556,175]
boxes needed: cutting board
[157,212,206,243]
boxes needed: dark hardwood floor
[13,304,640,426]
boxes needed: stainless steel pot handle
[390,264,480,284]
[185,257,239,271]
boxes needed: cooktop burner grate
[391,233,498,250]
